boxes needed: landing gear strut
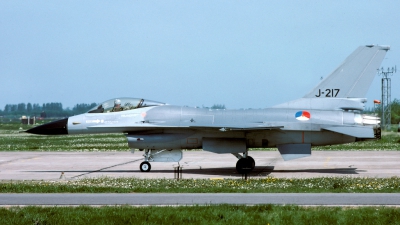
[140,149,155,172]
[233,152,255,174]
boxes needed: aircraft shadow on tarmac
[147,166,363,176]
[26,166,363,178]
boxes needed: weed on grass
[1,176,400,193]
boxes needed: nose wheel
[140,161,151,172]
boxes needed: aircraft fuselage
[67,105,358,150]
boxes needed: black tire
[247,156,255,169]
[140,161,151,172]
[236,159,244,174]
[236,158,253,174]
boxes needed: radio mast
[379,66,396,130]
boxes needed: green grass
[0,132,129,151]
[1,122,400,151]
[0,123,129,151]
[312,133,400,150]
[2,177,400,193]
[1,205,399,225]
[1,123,399,223]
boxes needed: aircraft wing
[91,123,372,138]
[189,125,284,131]
[86,123,284,132]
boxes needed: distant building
[41,111,47,118]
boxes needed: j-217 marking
[315,89,340,97]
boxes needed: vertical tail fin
[273,45,389,110]
[304,45,389,99]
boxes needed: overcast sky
[1,1,399,110]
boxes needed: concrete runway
[1,151,400,180]
[2,193,400,206]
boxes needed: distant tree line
[1,102,97,118]
[345,98,400,124]
[210,104,226,109]
[201,104,226,109]
[389,99,400,124]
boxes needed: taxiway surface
[1,151,399,180]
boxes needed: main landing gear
[233,152,255,174]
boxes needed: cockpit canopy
[87,98,165,113]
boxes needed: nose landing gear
[138,149,183,172]
[140,161,151,172]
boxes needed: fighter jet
[27,45,389,173]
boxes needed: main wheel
[247,156,255,169]
[236,158,253,174]
[140,161,151,172]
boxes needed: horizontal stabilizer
[323,126,374,138]
[277,144,311,161]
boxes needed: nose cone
[26,118,68,135]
